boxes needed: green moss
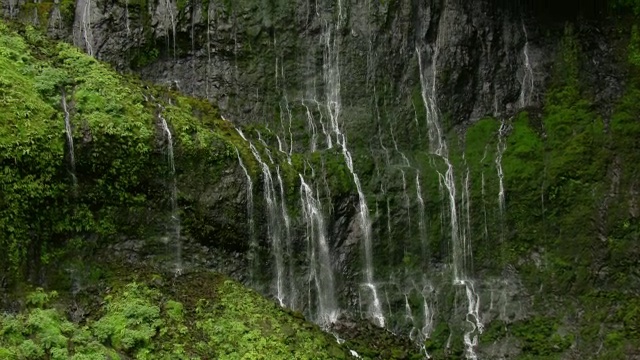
[0,21,256,281]
[130,46,159,69]
[511,317,572,357]
[58,0,76,25]
[629,25,640,66]
[20,1,55,29]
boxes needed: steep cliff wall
[3,0,640,358]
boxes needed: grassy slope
[0,267,353,359]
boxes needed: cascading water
[300,175,339,326]
[235,148,257,280]
[256,131,275,163]
[416,172,427,261]
[520,21,535,108]
[321,7,384,328]
[61,90,77,190]
[124,0,130,35]
[158,110,182,275]
[248,142,286,307]
[417,17,483,356]
[82,0,93,56]
[302,100,319,152]
[480,147,490,241]
[276,166,296,307]
[496,120,508,242]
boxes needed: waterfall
[416,172,427,261]
[519,21,534,108]
[403,280,435,359]
[420,282,435,359]
[322,11,384,328]
[300,175,338,326]
[401,169,411,228]
[417,44,461,279]
[82,0,93,56]
[462,281,482,360]
[248,142,286,307]
[276,166,295,307]
[256,131,275,163]
[404,293,416,337]
[496,120,508,241]
[235,148,257,280]
[124,0,130,35]
[480,147,490,241]
[417,20,483,355]
[302,100,319,152]
[158,110,181,275]
[310,97,332,149]
[61,90,77,190]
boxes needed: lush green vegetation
[448,22,640,359]
[0,21,248,282]
[3,1,640,358]
[0,271,356,359]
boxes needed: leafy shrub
[91,283,163,354]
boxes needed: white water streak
[82,0,93,56]
[302,100,319,152]
[322,13,384,326]
[496,120,508,240]
[300,175,338,326]
[417,20,482,356]
[519,21,534,107]
[248,142,285,306]
[277,166,295,306]
[159,110,181,275]
[125,0,130,35]
[416,172,427,260]
[235,148,256,279]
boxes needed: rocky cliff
[3,0,640,358]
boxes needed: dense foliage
[0,20,251,282]
[0,272,355,359]
[2,0,640,357]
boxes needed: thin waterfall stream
[322,11,385,328]
[158,108,181,275]
[520,20,535,108]
[81,0,93,56]
[417,17,483,356]
[235,147,257,281]
[248,141,286,307]
[276,166,295,307]
[300,175,338,326]
[496,119,508,243]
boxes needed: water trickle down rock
[158,106,182,275]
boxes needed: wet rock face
[4,0,636,357]
[8,0,621,136]
[6,1,535,122]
